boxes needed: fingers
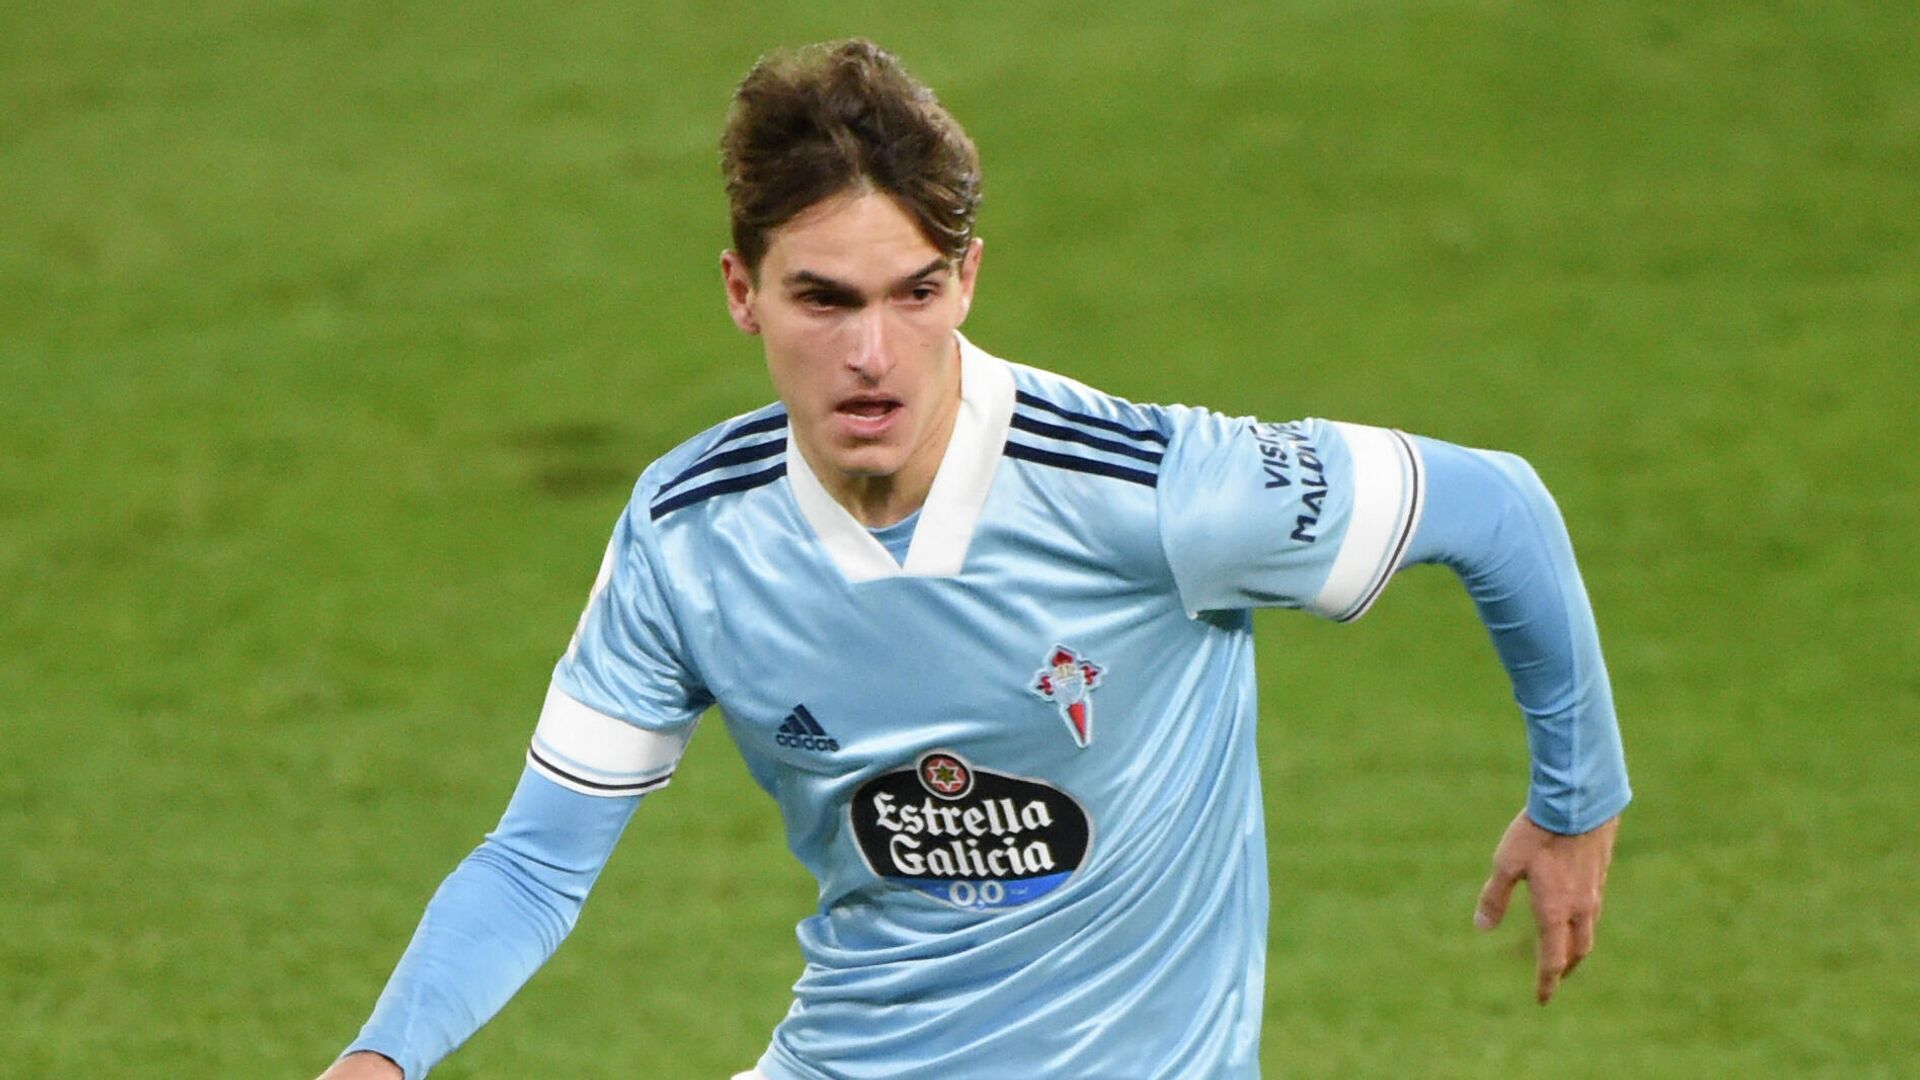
[1535,916,1571,1004]
[1475,864,1520,931]
[1537,896,1602,1001]
[1565,907,1597,977]
[1537,907,1599,1001]
[1478,811,1548,931]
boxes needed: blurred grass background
[2,1,1915,1076]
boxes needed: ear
[955,237,984,323]
[720,250,761,335]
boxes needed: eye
[906,283,941,303]
[797,291,848,311]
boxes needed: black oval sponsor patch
[849,750,1091,909]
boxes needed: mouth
[833,394,903,437]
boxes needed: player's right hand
[314,1051,404,1080]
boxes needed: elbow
[1485,449,1549,501]
[1479,450,1566,536]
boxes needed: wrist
[322,1050,404,1080]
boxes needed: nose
[847,306,894,381]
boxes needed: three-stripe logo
[776,704,839,752]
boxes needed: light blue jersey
[541,338,1422,1078]
[346,336,1629,1079]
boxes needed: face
[722,191,982,517]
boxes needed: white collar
[784,333,1015,582]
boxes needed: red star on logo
[926,762,963,793]
[919,753,971,798]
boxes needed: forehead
[761,190,948,286]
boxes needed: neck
[829,472,934,528]
[805,397,959,527]
[801,352,963,529]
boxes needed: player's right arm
[321,495,711,1078]
[317,772,637,1080]
[317,766,644,1078]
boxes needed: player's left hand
[1472,810,1620,1005]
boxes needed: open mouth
[836,396,902,432]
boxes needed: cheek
[897,302,959,356]
[761,332,837,409]
[765,309,851,357]
[763,352,810,406]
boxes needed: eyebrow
[782,257,950,293]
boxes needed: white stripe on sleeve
[526,683,693,797]
[1307,422,1425,623]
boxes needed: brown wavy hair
[721,39,981,274]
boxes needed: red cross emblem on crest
[1031,645,1103,748]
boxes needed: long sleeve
[1401,436,1631,834]
[342,766,642,1078]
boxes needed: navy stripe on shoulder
[650,461,787,520]
[716,412,787,445]
[1014,390,1168,445]
[1006,441,1158,487]
[656,436,784,498]
[1009,412,1165,465]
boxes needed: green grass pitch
[3,2,1915,1076]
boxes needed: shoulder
[983,360,1181,579]
[629,401,790,525]
[1007,363,1174,441]
[1003,361,1286,458]
[1002,361,1299,490]
[1002,362,1174,489]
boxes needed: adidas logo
[776,705,839,752]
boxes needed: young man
[320,39,1627,1080]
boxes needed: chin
[824,445,909,479]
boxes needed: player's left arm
[1399,435,1629,1005]
[1154,412,1629,1003]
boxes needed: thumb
[1475,864,1520,931]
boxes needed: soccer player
[319,39,1627,1080]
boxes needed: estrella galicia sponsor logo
[775,704,839,752]
[850,750,1092,910]
[1247,420,1328,542]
